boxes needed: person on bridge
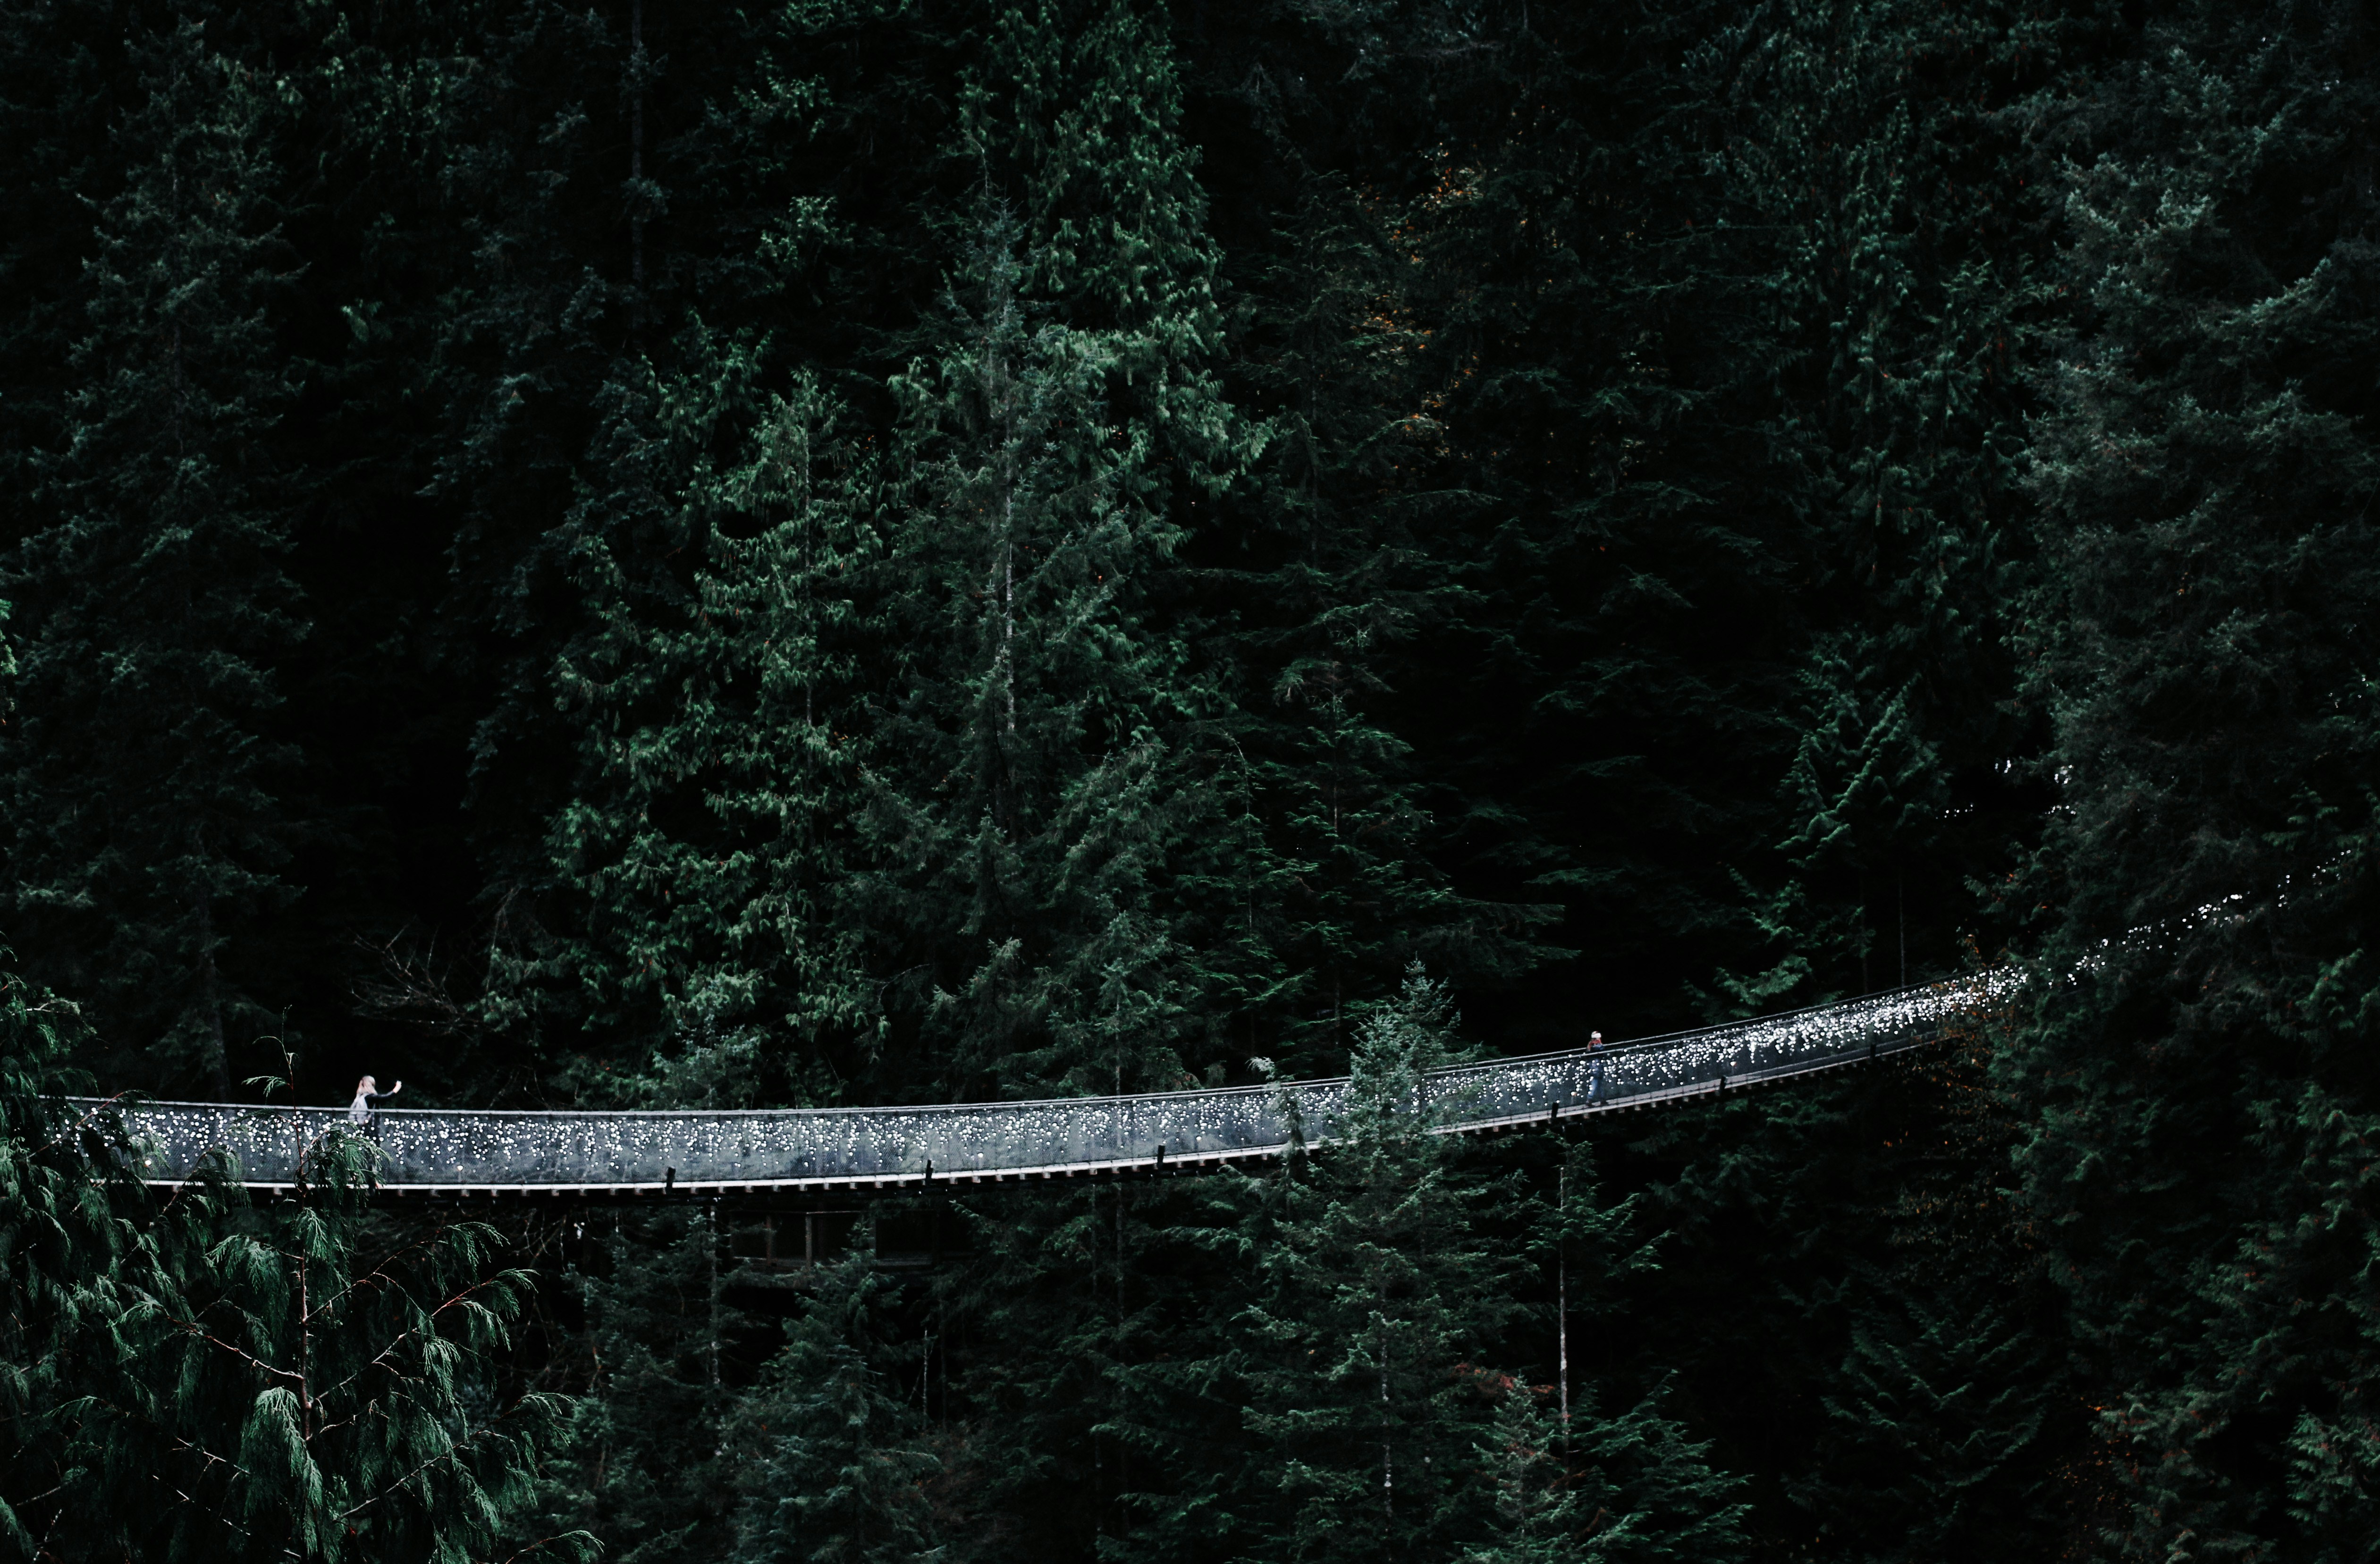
[349,1074,403,1125]
[1587,1032,1605,1101]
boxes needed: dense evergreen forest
[4,0,2380,1556]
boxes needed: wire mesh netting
[74,971,2017,1192]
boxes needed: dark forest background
[5,0,2380,1556]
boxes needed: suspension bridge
[85,972,2015,1199]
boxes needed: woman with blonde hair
[348,1074,402,1125]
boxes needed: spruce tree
[851,0,1258,1102]
[546,1205,747,1561]
[2012,0,2380,1552]
[1,18,304,1096]
[0,955,581,1560]
[1225,968,1747,1564]
[1703,0,2046,1001]
[474,348,878,1104]
[867,204,1212,1099]
[1467,1371,1747,1564]
[1230,968,1519,1560]
[727,1254,942,1564]
[1196,128,1567,1072]
[0,0,118,556]
[834,14,1271,1536]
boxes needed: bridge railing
[75,970,2015,1195]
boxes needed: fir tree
[1702,0,2048,1002]
[1,18,304,1096]
[1469,1378,1586,1564]
[728,1253,942,1564]
[0,949,581,1560]
[1224,968,1748,1564]
[0,0,118,552]
[930,1174,1167,1560]
[2011,0,2380,1552]
[856,0,1256,1101]
[1232,966,1520,1560]
[868,203,1214,1099]
[1196,122,1567,1072]
[1468,1370,1747,1564]
[548,1205,746,1561]
[477,346,877,1105]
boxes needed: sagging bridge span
[90,974,2013,1200]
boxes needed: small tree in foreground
[0,953,587,1562]
[1235,966,1748,1564]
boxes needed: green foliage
[120,1179,573,1563]
[1,17,304,1097]
[16,0,2380,1559]
[0,954,135,1557]
[1216,969,1746,1564]
[1674,0,2051,1006]
[548,1206,744,1560]
[847,0,1278,1103]
[0,938,582,1561]
[2011,0,2380,1553]
[1467,1370,1748,1564]
[866,199,1221,1099]
[1231,968,1517,1560]
[730,1255,941,1564]
[479,346,878,1105]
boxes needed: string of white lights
[76,968,2019,1196]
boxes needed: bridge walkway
[84,973,2013,1200]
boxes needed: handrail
[76,970,2017,1198]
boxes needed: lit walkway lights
[78,972,2017,1199]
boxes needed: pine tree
[547,1205,747,1561]
[0,947,582,1560]
[847,9,1275,1514]
[1467,1370,1747,1564]
[0,0,118,556]
[2011,0,2380,1553]
[925,1172,1171,1560]
[1196,122,1567,1073]
[1469,1378,1585,1564]
[865,205,1207,1099]
[1762,1029,2085,1563]
[728,1253,942,1564]
[1220,968,1749,1564]
[854,0,1256,1102]
[1699,0,2049,1003]
[1478,1138,1751,1564]
[1231,966,1521,1560]
[0,18,304,1096]
[474,346,878,1105]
